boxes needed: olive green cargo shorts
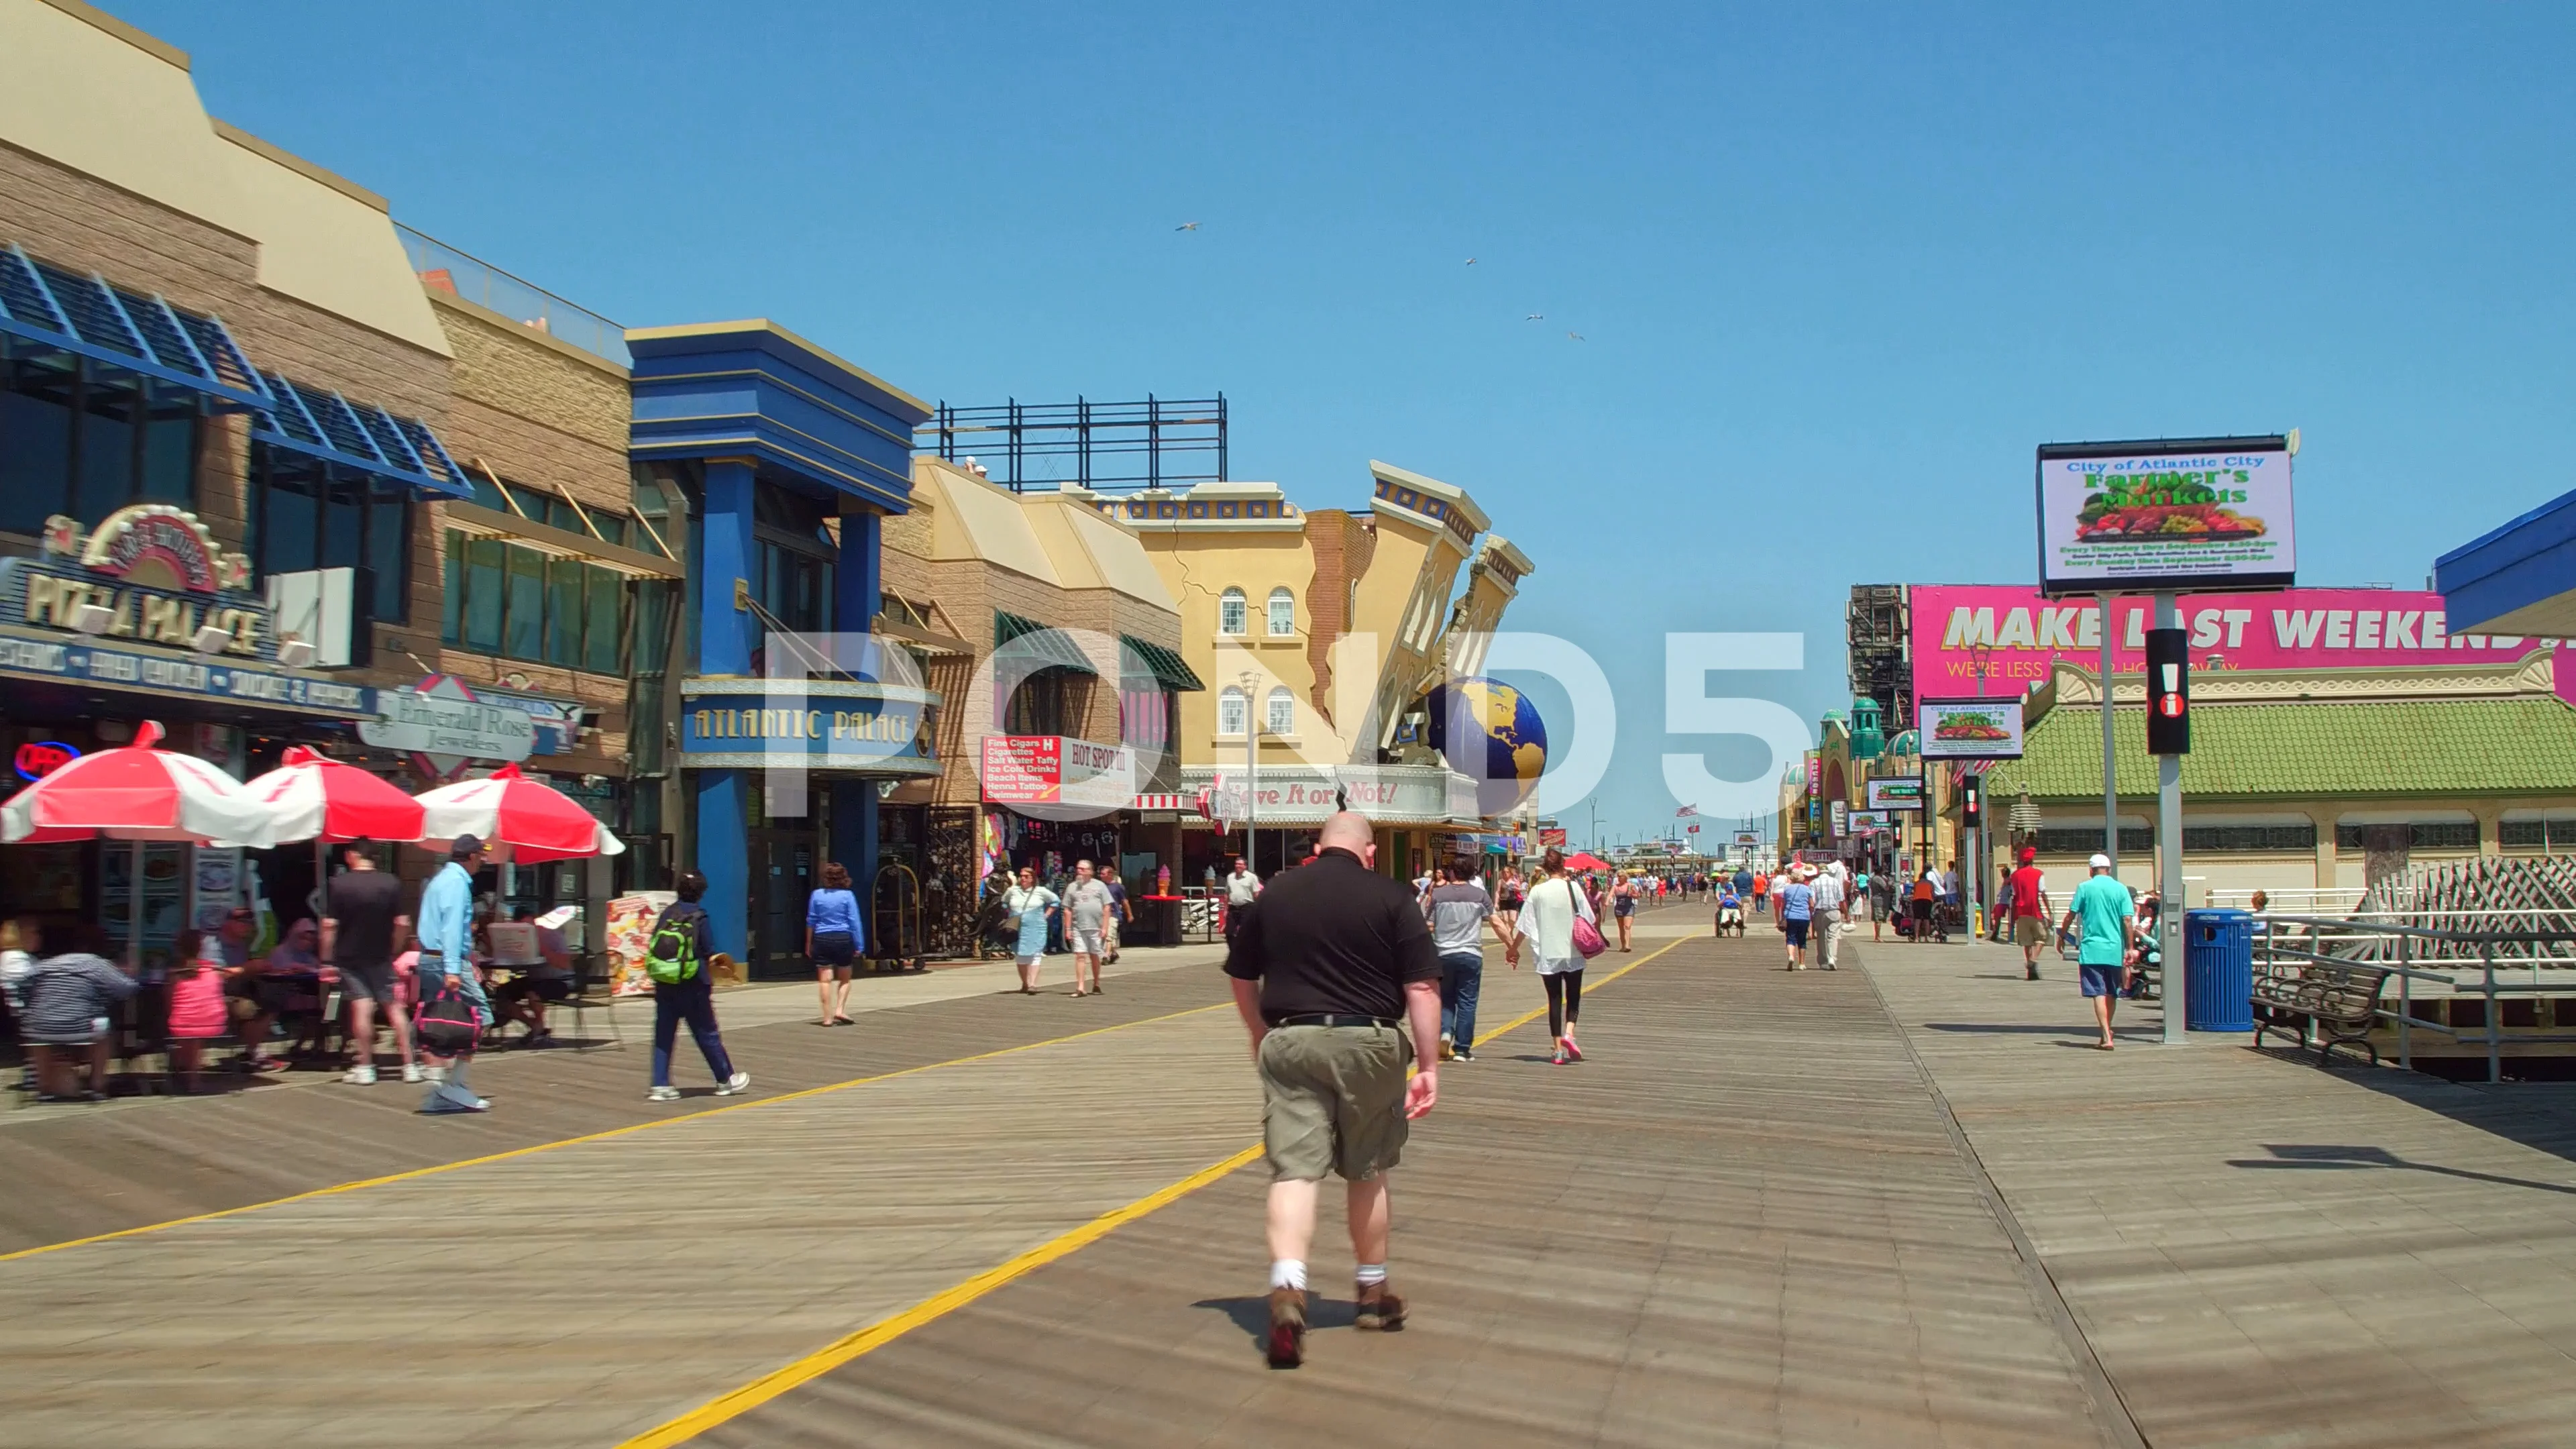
[1257,1024,1411,1183]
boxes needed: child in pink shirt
[165,929,229,1093]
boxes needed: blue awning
[0,243,269,411]
[251,371,473,501]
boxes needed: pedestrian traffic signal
[1962,773,1983,827]
[2145,627,2190,755]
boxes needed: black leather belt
[1271,1013,1400,1030]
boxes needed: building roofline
[34,0,186,70]
[625,318,931,417]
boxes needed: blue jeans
[651,979,735,1087]
[1439,951,1483,1051]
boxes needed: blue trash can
[2184,908,2255,1032]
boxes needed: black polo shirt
[1223,847,1439,1022]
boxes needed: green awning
[1986,696,2576,802]
[1122,635,1205,692]
[994,610,1096,676]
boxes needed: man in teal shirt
[2058,853,2137,1050]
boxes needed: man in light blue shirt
[414,835,492,1110]
[2059,853,2137,1051]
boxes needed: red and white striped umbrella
[413,762,624,862]
[0,720,284,847]
[240,747,427,845]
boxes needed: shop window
[2180,824,2317,853]
[1217,686,1248,736]
[584,565,625,674]
[1003,667,1075,737]
[504,545,545,659]
[440,529,643,675]
[1268,587,1295,637]
[2501,819,2576,851]
[1219,587,1247,637]
[1266,686,1295,735]
[0,352,202,536]
[2031,826,2153,857]
[2334,822,2481,851]
[544,556,583,666]
[246,442,409,623]
[1120,686,1175,749]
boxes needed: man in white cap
[1807,863,1847,969]
[2059,853,2137,1050]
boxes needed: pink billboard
[1909,585,2567,708]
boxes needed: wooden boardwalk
[11,906,2576,1446]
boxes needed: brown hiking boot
[1354,1281,1407,1331]
[1265,1287,1307,1367]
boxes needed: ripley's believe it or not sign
[2036,437,2295,595]
[0,507,367,716]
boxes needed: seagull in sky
[1464,257,1477,265]
[1525,313,1545,321]
[1175,221,1199,231]
[1567,330,1585,341]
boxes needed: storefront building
[0,1,480,954]
[877,456,1200,955]
[1095,463,1536,877]
[627,321,936,975]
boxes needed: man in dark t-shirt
[1224,812,1440,1369]
[324,841,414,1086]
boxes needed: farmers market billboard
[2036,436,2294,596]
[1866,777,1925,812]
[1917,699,2025,759]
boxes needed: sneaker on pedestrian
[716,1071,751,1096]
[464,1097,490,1112]
[341,1065,376,1085]
[1354,1281,1408,1332]
[402,1063,425,1083]
[1452,1046,1477,1063]
[1265,1287,1307,1368]
[646,1085,680,1102]
[1438,1032,1454,1061]
[1560,1034,1584,1063]
[423,1064,447,1085]
[1551,1040,1570,1065]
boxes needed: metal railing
[2259,914,2576,1081]
[394,223,629,368]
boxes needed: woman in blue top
[806,861,863,1026]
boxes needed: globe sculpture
[1419,677,1549,816]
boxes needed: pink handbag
[1566,882,1608,959]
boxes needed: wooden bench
[2251,961,2393,1066]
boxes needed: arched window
[1218,686,1248,736]
[1266,686,1296,735]
[1267,586,1295,637]
[1218,587,1248,637]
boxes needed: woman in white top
[1515,847,1599,1065]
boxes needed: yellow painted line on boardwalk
[621,931,1703,1448]
[0,1002,1228,1266]
[619,1141,1267,1449]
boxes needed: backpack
[646,914,701,984]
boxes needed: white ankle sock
[1354,1263,1387,1287]
[1270,1259,1306,1291]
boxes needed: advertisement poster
[1540,826,1569,848]
[1829,800,1847,837]
[2037,439,2295,594]
[1847,810,1888,833]
[1917,700,2026,759]
[1867,778,1925,812]
[1910,584,2566,699]
[604,892,676,997]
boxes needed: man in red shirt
[2006,846,2051,981]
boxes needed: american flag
[1674,804,1700,818]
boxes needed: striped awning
[1132,792,1188,811]
[994,610,1096,676]
[1121,635,1205,692]
[252,371,474,500]
[0,243,268,411]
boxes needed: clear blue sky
[123,1,2576,847]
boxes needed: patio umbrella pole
[127,839,144,974]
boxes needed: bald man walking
[1225,811,1442,1369]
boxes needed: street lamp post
[1238,669,1259,877]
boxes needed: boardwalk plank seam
[1854,943,2151,1449]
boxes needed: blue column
[693,459,759,961]
[831,507,883,948]
[830,780,879,955]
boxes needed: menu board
[604,893,675,997]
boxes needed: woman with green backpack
[645,870,751,1103]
